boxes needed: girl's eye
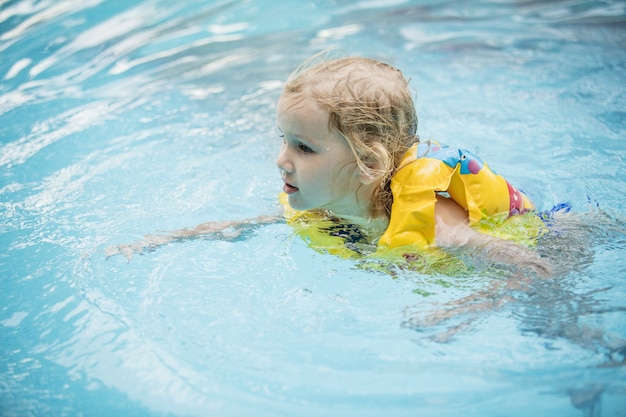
[298,142,315,154]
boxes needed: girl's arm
[105,215,283,261]
[434,196,552,277]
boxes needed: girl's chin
[287,195,312,211]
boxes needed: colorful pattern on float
[279,193,376,258]
[379,141,535,250]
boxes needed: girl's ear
[359,169,378,185]
[359,142,389,185]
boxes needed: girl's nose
[276,146,294,175]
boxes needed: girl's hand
[105,215,282,261]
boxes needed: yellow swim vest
[280,142,542,258]
[279,193,377,258]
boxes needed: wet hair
[280,53,419,218]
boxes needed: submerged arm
[106,215,283,261]
[434,196,552,277]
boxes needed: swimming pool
[1,0,625,415]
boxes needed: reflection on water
[401,207,626,415]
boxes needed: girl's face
[276,95,368,218]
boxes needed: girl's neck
[326,179,390,235]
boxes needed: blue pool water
[1,0,626,416]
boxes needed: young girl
[108,53,551,276]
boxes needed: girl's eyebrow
[279,128,316,144]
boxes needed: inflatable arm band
[379,142,534,249]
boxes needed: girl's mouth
[283,183,299,194]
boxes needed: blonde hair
[281,53,419,217]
